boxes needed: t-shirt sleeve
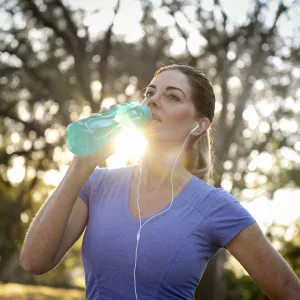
[209,188,256,248]
[79,179,89,206]
[79,168,108,207]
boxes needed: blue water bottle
[66,100,152,156]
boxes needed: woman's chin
[142,120,160,135]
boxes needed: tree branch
[163,0,196,64]
[98,0,121,104]
[53,0,79,40]
[25,0,73,53]
[215,1,289,162]
[197,1,264,60]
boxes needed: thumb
[98,104,116,114]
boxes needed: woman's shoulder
[184,176,216,213]
[189,177,244,216]
[88,164,135,187]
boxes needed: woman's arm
[20,106,116,275]
[225,222,300,299]
[20,158,93,275]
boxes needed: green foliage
[225,269,268,300]
[270,218,300,278]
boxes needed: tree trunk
[195,249,227,300]
[0,250,21,282]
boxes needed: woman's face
[142,70,200,145]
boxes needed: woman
[20,64,300,299]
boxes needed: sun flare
[106,128,148,168]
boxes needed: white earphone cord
[134,124,200,300]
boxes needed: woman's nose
[146,94,160,108]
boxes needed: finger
[99,107,109,113]
[99,103,118,114]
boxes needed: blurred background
[0,0,300,299]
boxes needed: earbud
[190,124,200,134]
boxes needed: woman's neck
[138,144,191,191]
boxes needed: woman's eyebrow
[146,84,186,98]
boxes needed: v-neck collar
[123,165,197,225]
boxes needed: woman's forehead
[150,70,191,92]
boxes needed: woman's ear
[192,118,210,136]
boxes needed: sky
[63,0,299,45]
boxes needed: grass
[0,283,85,300]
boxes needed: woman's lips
[144,115,160,130]
[152,114,161,122]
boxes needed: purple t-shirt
[79,165,255,300]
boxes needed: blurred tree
[0,0,299,299]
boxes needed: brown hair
[154,64,216,182]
